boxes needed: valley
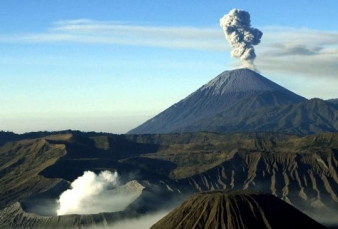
[1,131,338,227]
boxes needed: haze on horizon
[1,0,338,134]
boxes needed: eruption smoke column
[220,9,263,71]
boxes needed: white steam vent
[56,170,144,215]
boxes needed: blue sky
[1,0,338,133]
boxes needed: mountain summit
[150,190,327,229]
[128,68,306,134]
[199,68,297,95]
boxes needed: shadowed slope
[151,190,327,229]
[327,99,338,105]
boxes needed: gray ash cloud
[220,9,263,71]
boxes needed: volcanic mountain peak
[200,68,293,95]
[151,190,327,229]
[128,68,308,134]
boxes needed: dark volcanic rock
[150,190,327,229]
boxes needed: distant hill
[0,131,19,147]
[0,130,113,147]
[327,98,338,105]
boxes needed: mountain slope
[181,98,338,135]
[327,98,338,105]
[0,137,67,208]
[128,68,306,134]
[150,190,327,229]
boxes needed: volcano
[150,190,327,229]
[128,68,306,134]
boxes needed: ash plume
[220,9,263,71]
[56,170,136,215]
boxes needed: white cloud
[263,26,338,46]
[1,20,337,98]
[256,26,338,79]
[0,19,226,51]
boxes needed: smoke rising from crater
[220,9,263,71]
[56,170,135,215]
